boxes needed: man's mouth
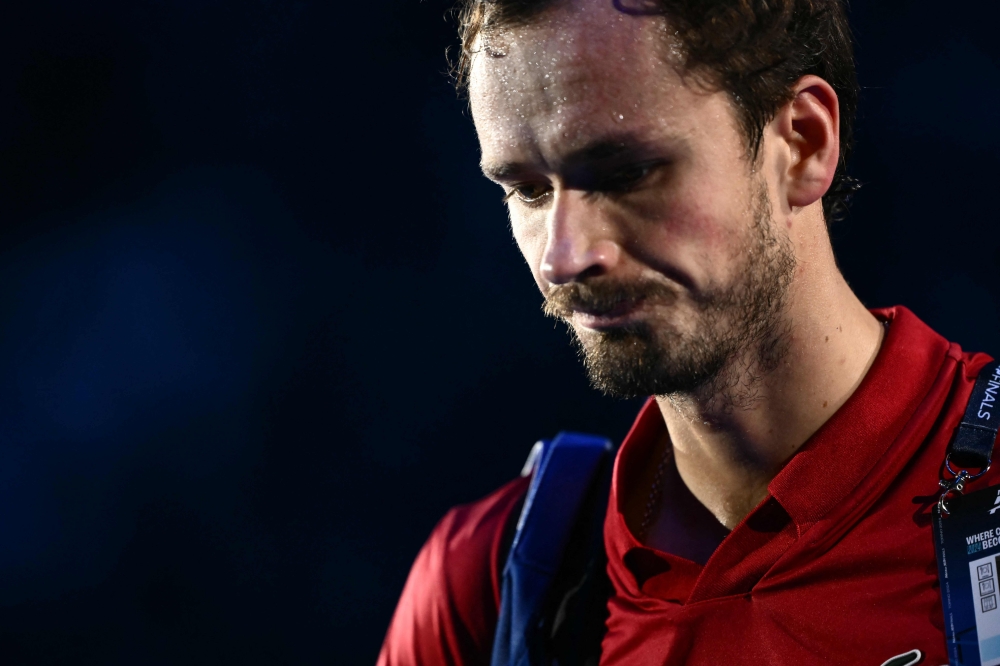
[572,299,646,330]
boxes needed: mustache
[542,279,678,319]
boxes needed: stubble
[543,181,796,408]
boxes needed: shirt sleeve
[377,476,530,666]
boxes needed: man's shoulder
[433,475,531,592]
[377,475,529,666]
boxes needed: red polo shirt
[379,306,993,665]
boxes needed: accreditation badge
[934,485,1000,665]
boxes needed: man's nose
[540,191,621,285]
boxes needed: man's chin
[572,327,720,398]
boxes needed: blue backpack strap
[491,431,615,666]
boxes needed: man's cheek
[640,196,746,281]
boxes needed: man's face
[469,2,796,399]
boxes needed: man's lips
[571,299,646,330]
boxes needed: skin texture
[469,0,883,535]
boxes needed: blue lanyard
[939,360,1000,515]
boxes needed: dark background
[0,0,996,663]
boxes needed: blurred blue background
[0,0,996,663]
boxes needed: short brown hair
[454,0,860,223]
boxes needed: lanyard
[939,360,1000,515]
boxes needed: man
[379,0,992,663]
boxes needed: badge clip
[939,454,992,517]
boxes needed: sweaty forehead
[469,2,692,164]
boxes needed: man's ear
[771,75,840,209]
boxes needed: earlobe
[780,76,841,210]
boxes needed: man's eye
[503,183,552,204]
[600,162,660,192]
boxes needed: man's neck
[653,271,885,531]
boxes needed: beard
[542,181,796,402]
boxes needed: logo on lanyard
[976,367,1000,420]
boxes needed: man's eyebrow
[480,162,528,182]
[562,135,654,164]
[480,133,663,182]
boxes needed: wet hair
[453,0,861,224]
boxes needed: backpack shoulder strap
[491,431,615,666]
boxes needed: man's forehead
[469,4,673,105]
[468,2,694,166]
